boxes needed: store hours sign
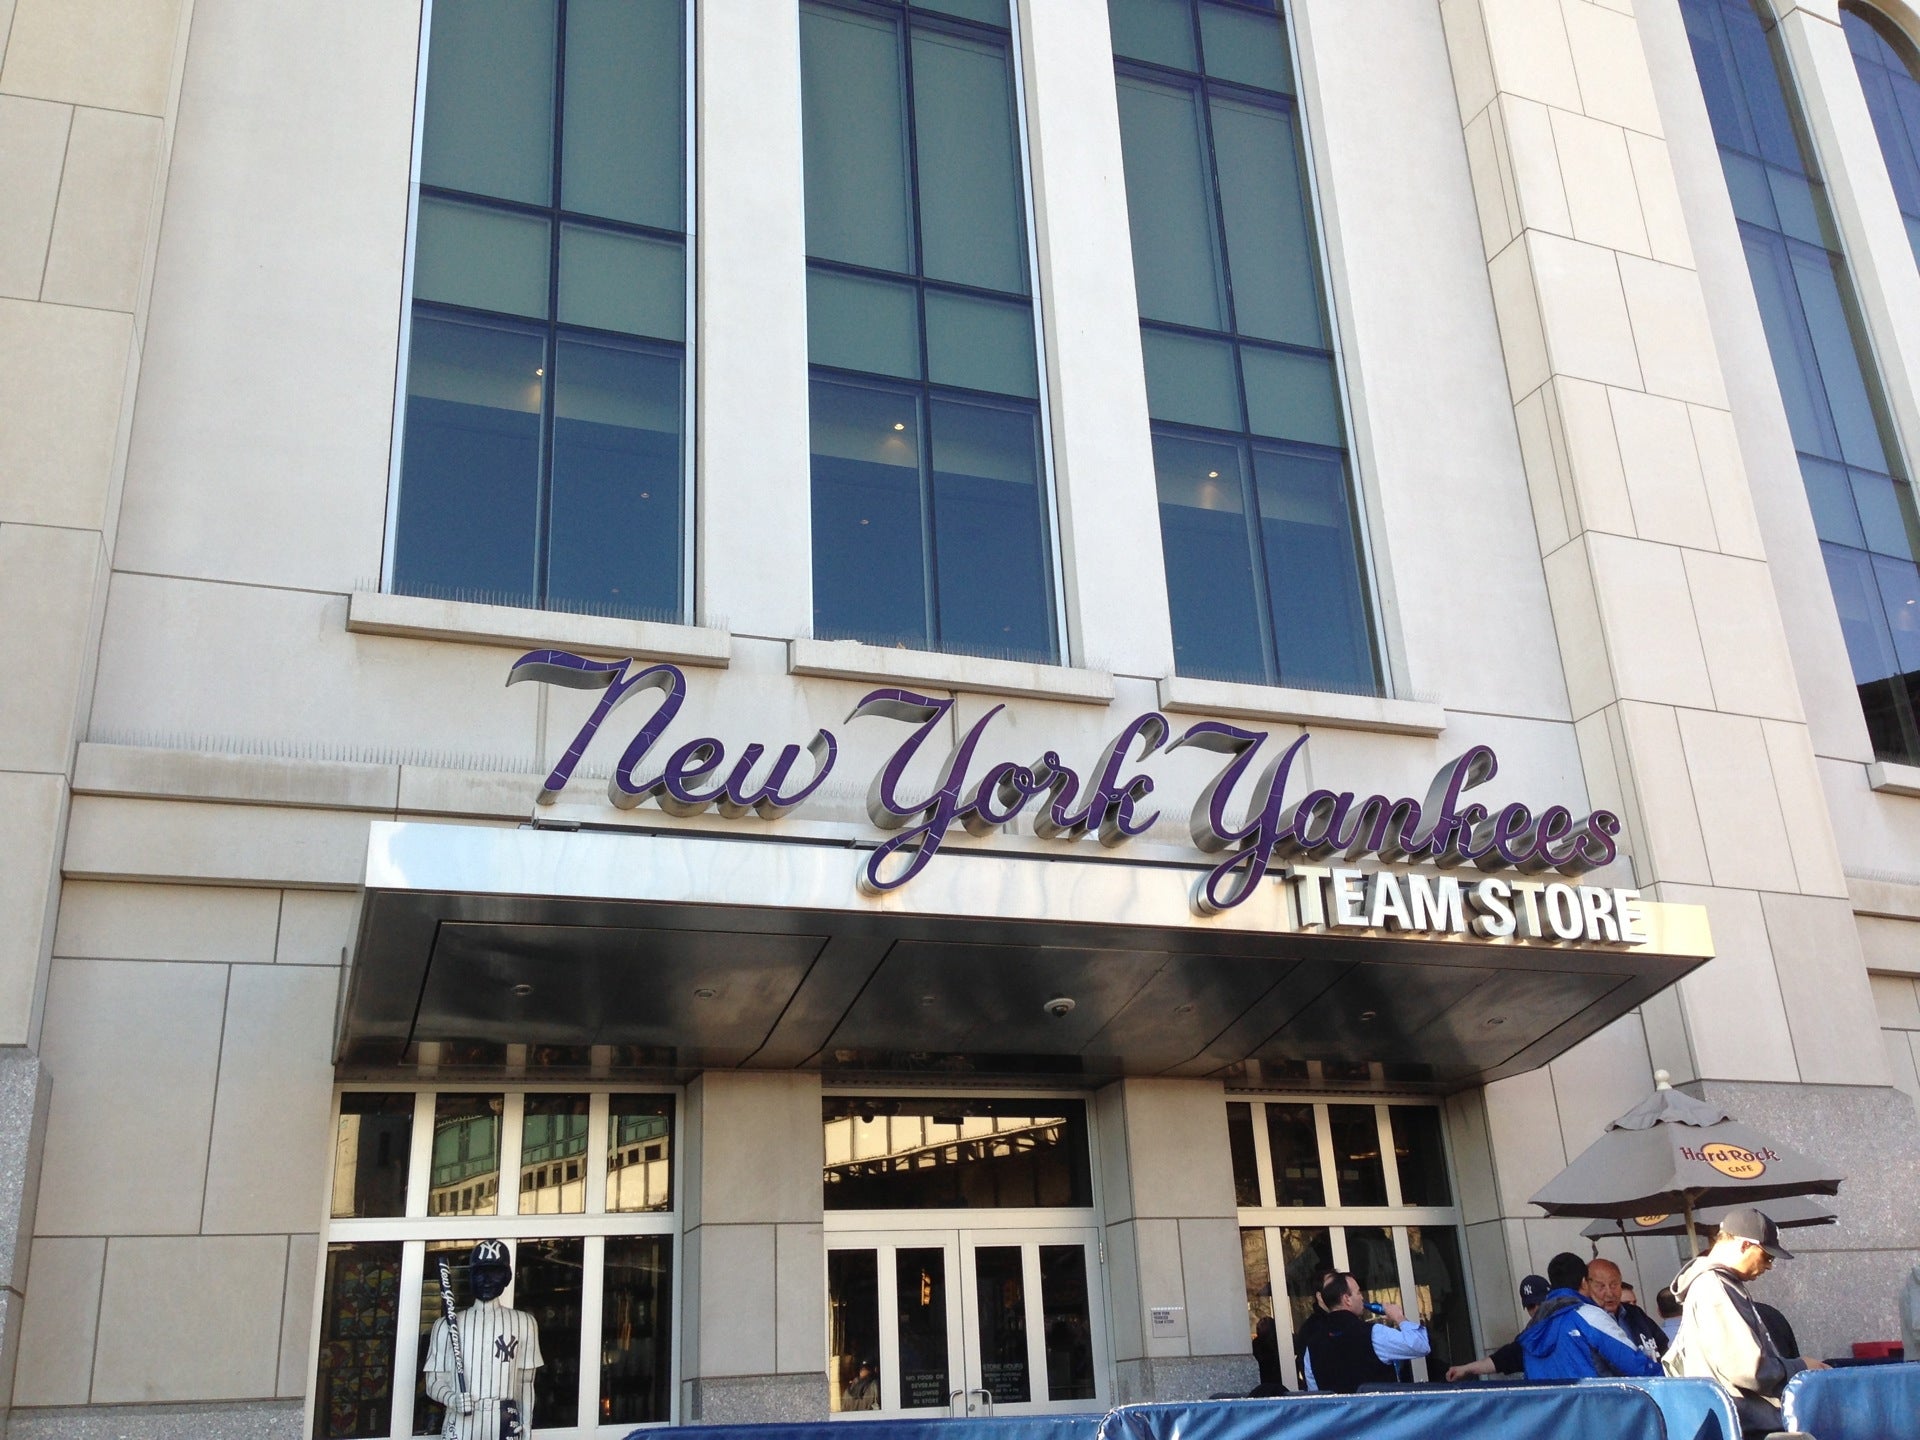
[508,651,1645,941]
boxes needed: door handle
[948,1390,967,1416]
[970,1387,995,1415]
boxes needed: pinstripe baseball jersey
[424,1299,543,1440]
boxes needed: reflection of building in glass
[428,1100,501,1217]
[607,1105,672,1213]
[823,1100,1092,1209]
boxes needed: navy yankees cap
[1519,1274,1550,1308]
[469,1238,513,1273]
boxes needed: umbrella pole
[1683,1194,1698,1257]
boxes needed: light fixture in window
[893,422,906,430]
[534,367,544,377]
[1208,470,1219,478]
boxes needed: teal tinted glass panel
[549,337,683,619]
[801,5,913,273]
[1767,168,1830,248]
[929,397,1053,661]
[912,28,1028,294]
[562,0,684,229]
[1115,76,1228,328]
[413,198,550,319]
[913,0,1007,24]
[1210,97,1323,346]
[1154,433,1266,683]
[1109,0,1197,69]
[926,289,1037,397]
[1200,1,1292,93]
[421,0,555,204]
[559,225,684,340]
[1242,345,1341,447]
[811,378,930,647]
[1722,152,1779,230]
[808,267,922,380]
[1256,446,1376,691]
[1142,327,1240,430]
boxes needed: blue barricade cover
[1781,1360,1920,1438]
[635,1418,1104,1440]
[1098,1385,1667,1440]
[1580,1376,1739,1440]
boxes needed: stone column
[0,0,197,1419]
[1094,1079,1251,1402]
[680,1070,828,1422]
[1438,0,1919,1355]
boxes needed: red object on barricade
[1850,1341,1904,1360]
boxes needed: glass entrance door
[826,1228,1106,1418]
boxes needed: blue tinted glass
[1787,241,1891,472]
[1875,553,1920,672]
[1153,432,1268,683]
[1684,0,1759,157]
[1853,468,1919,558]
[1801,456,1866,548]
[395,315,544,604]
[1823,542,1919,760]
[548,338,682,618]
[811,378,929,647]
[1739,226,1840,461]
[1725,1,1805,171]
[929,398,1054,661]
[1255,446,1375,692]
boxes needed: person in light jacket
[1666,1207,1828,1436]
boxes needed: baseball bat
[436,1257,469,1438]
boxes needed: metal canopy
[337,822,1714,1092]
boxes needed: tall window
[317,1088,676,1438]
[1844,5,1920,268]
[1110,0,1378,695]
[389,0,689,623]
[1229,1098,1471,1388]
[800,0,1059,664]
[1684,0,1920,765]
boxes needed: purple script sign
[508,653,1622,912]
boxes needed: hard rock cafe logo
[1681,1141,1776,1179]
[1634,1214,1672,1227]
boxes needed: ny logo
[495,1334,519,1363]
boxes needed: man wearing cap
[424,1239,544,1440]
[1444,1274,1549,1380]
[1667,1207,1828,1436]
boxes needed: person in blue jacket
[1519,1251,1662,1380]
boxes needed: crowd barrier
[1781,1360,1920,1438]
[639,1365,1920,1440]
[1099,1386,1665,1440]
[1580,1376,1739,1440]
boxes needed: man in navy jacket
[1519,1252,1662,1381]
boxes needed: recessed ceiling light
[693,986,718,1000]
[511,983,535,998]
[1358,1009,1377,1023]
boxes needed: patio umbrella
[1580,1193,1838,1243]
[1530,1072,1844,1252]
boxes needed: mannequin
[424,1240,544,1440]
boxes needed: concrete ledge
[788,637,1114,705]
[1867,759,1920,798]
[75,743,400,812]
[348,590,732,666]
[1156,674,1446,736]
[9,1400,303,1440]
[1851,873,1920,920]
[1113,1354,1256,1405]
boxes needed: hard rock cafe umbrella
[1581,1193,1838,1243]
[1530,1072,1843,1253]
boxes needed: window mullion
[535,0,570,609]
[899,17,944,648]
